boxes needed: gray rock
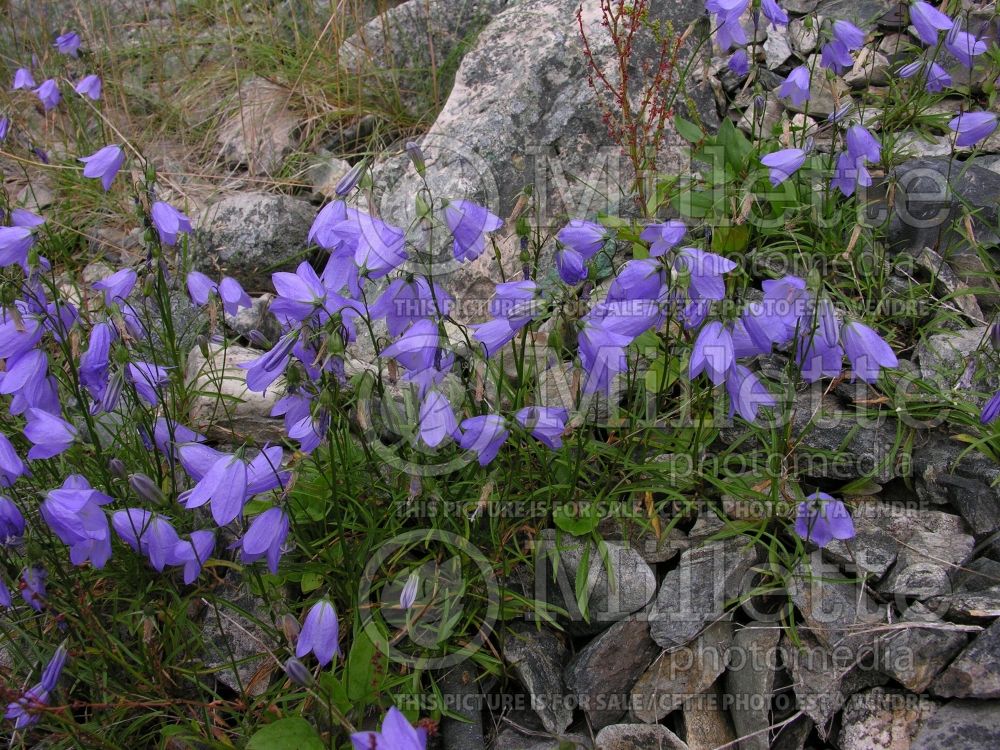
[932,618,1000,699]
[596,515,688,565]
[225,293,283,346]
[911,700,1000,750]
[200,578,278,696]
[815,0,892,24]
[594,723,689,749]
[216,76,300,176]
[778,69,849,118]
[534,531,657,635]
[789,557,885,657]
[185,343,284,444]
[788,19,818,55]
[839,688,939,750]
[914,325,993,394]
[308,151,354,201]
[887,158,1000,306]
[844,48,891,88]
[338,0,511,119]
[876,604,969,693]
[194,192,315,291]
[764,28,793,69]
[503,624,573,734]
[681,684,736,750]
[725,623,781,750]
[494,726,593,750]
[630,620,733,723]
[371,0,718,238]
[913,248,987,325]
[894,131,954,159]
[565,616,660,730]
[438,664,487,750]
[910,435,1000,555]
[649,537,760,651]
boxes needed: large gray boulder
[194,192,315,291]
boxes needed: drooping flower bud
[129,473,165,505]
[405,141,426,175]
[108,457,127,478]
[283,657,314,687]
[334,162,364,197]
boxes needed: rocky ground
[5,0,1000,748]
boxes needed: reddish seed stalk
[577,0,683,215]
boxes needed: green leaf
[717,119,752,173]
[574,543,592,623]
[346,630,386,703]
[711,225,750,253]
[300,572,323,593]
[674,116,704,144]
[553,501,600,536]
[246,718,324,750]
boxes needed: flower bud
[283,657,314,687]
[405,141,425,175]
[279,613,301,643]
[247,329,271,348]
[991,321,1000,351]
[108,458,127,479]
[400,572,419,610]
[334,162,364,197]
[129,473,165,505]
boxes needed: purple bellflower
[761,148,807,186]
[981,390,1000,424]
[820,40,853,74]
[127,361,170,405]
[761,0,788,25]
[21,566,46,611]
[172,530,215,583]
[400,572,419,610]
[840,321,898,383]
[515,406,569,449]
[74,74,102,100]
[93,267,137,305]
[24,408,77,459]
[351,706,428,750]
[40,475,113,568]
[237,506,289,574]
[558,219,606,259]
[556,247,587,285]
[112,508,179,571]
[0,434,28,488]
[0,495,25,544]
[151,201,193,246]
[910,1,953,46]
[54,32,81,56]
[949,111,999,147]
[778,65,810,107]
[846,125,881,164]
[794,491,855,547]
[79,145,124,192]
[725,364,776,422]
[945,25,987,68]
[370,277,452,337]
[33,79,60,111]
[640,219,686,256]
[418,390,458,448]
[689,321,735,385]
[898,60,952,92]
[296,599,341,667]
[13,68,34,90]
[458,415,509,466]
[444,199,503,262]
[728,49,750,77]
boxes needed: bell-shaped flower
[12,68,34,90]
[820,40,853,73]
[183,454,248,525]
[5,685,50,729]
[832,19,865,50]
[689,321,735,385]
[218,277,251,315]
[93,267,137,305]
[24,408,76,459]
[640,219,686,256]
[0,226,36,271]
[458,415,509,466]
[557,219,606,259]
[608,259,666,304]
[112,508,179,572]
[725,365,776,422]
[981,390,1000,424]
[910,1,953,46]
[515,406,569,449]
[380,319,452,396]
[728,49,750,77]
[127,361,170,405]
[353,212,407,279]
[296,599,341,667]
[241,330,299,393]
[351,706,427,750]
[79,322,115,401]
[840,321,898,383]
[846,125,881,164]
[444,199,503,262]
[80,145,125,192]
[778,65,810,106]
[949,111,999,147]
[370,277,451,337]
[74,74,102,100]
[271,261,327,322]
[187,271,217,306]
[172,530,215,584]
[418,390,458,448]
[0,495,25,544]
[761,148,807,186]
[794,492,855,547]
[40,644,69,693]
[151,201,192,246]
[54,31,81,56]
[237,506,289,574]
[40,475,113,568]
[556,247,587,284]
[0,434,27,488]
[945,25,987,68]
[761,0,788,26]
[34,79,60,110]
[714,15,747,52]
[795,329,843,382]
